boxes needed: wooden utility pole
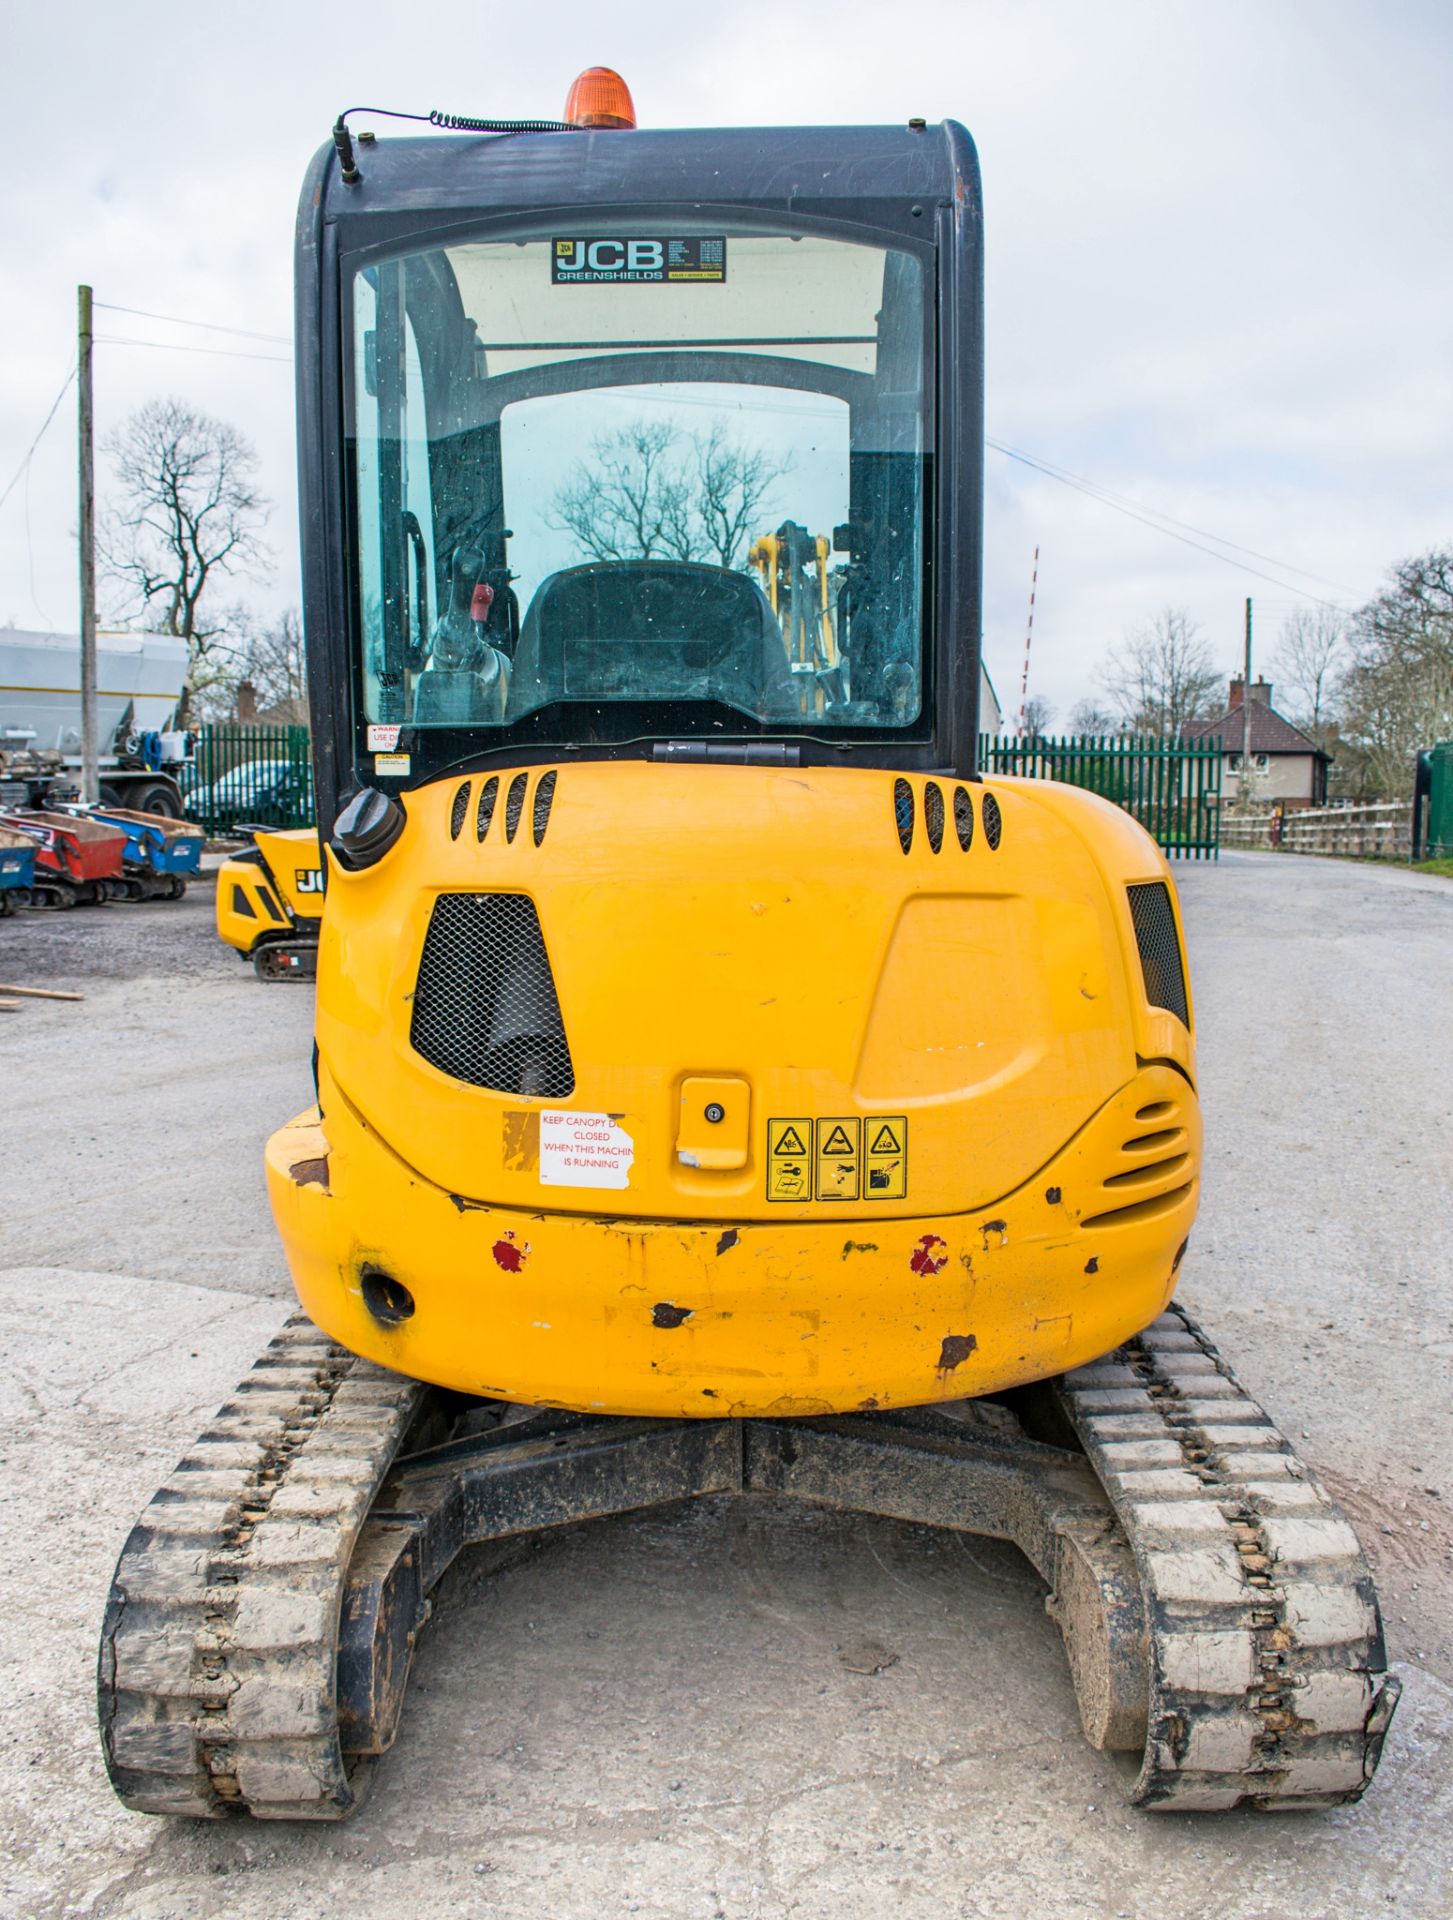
[77,284,98,804]
[1241,596,1253,807]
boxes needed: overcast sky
[2,0,1450,723]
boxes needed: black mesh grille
[449,782,471,840]
[504,773,528,842]
[533,770,558,846]
[410,893,575,1097]
[923,781,945,853]
[1127,882,1188,1026]
[476,776,499,840]
[982,791,1002,849]
[893,778,914,853]
[953,785,974,850]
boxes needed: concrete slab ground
[0,854,1449,1919]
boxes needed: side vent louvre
[410,893,575,1098]
[532,770,558,846]
[982,791,1002,850]
[1127,882,1189,1026]
[923,781,945,853]
[449,782,471,840]
[475,776,500,841]
[504,772,528,843]
[892,778,914,853]
[953,785,974,851]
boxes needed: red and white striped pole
[1017,545,1039,736]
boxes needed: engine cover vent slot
[1123,1127,1182,1155]
[1081,1184,1193,1231]
[952,784,974,851]
[1101,1153,1191,1193]
[449,782,471,841]
[923,781,945,853]
[532,770,558,846]
[982,791,1002,849]
[410,893,575,1099]
[893,778,914,854]
[504,772,528,843]
[475,775,500,841]
[1127,882,1188,1026]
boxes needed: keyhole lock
[704,1102,726,1124]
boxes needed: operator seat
[506,561,796,720]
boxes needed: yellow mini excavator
[215,827,324,980]
[99,68,1399,1821]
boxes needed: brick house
[1183,677,1329,807]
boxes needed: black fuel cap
[331,786,405,870]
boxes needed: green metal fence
[185,723,314,837]
[979,733,1222,859]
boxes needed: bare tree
[1020,693,1055,738]
[1097,608,1222,741]
[550,418,789,569]
[1273,605,1347,748]
[233,608,309,724]
[101,398,270,723]
[1067,696,1118,735]
[1336,546,1453,797]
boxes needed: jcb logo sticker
[295,868,323,895]
[552,235,726,285]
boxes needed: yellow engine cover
[267,765,1200,1416]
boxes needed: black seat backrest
[507,562,794,720]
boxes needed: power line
[0,361,77,514]
[987,438,1350,610]
[989,438,1353,594]
[94,302,291,347]
[97,335,293,367]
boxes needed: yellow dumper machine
[100,71,1398,1820]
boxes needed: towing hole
[361,1268,415,1326]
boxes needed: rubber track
[98,1315,424,1820]
[1057,1306,1400,1810]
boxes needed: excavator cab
[99,76,1398,1826]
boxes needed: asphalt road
[0,852,1449,1920]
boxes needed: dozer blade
[99,1311,1398,1821]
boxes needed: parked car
[186,759,314,833]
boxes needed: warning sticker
[374,752,410,776]
[552,236,727,285]
[816,1117,861,1203]
[864,1116,908,1200]
[366,723,402,751]
[539,1109,634,1189]
[766,1117,812,1202]
[767,1115,909,1202]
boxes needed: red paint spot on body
[492,1231,527,1272]
[910,1233,948,1276]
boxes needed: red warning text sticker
[539,1110,634,1190]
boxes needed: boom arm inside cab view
[99,72,1398,1825]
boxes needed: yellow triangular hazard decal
[869,1123,903,1154]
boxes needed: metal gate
[979,734,1222,859]
[186,724,314,837]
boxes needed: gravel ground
[0,851,1449,1920]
